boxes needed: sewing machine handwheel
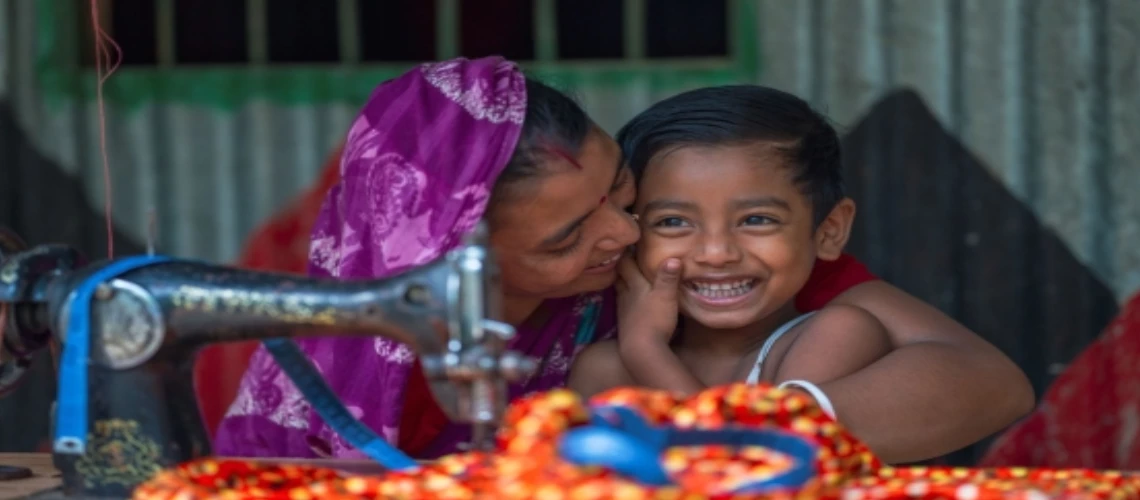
[0,228,32,397]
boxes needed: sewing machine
[0,224,534,499]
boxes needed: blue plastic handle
[263,339,418,470]
[558,405,818,494]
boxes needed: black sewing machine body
[0,226,530,499]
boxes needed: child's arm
[568,340,636,399]
[819,281,1034,463]
[769,304,892,386]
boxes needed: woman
[214,57,1033,464]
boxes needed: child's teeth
[688,280,755,298]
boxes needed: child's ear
[814,198,855,261]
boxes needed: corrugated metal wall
[5,0,750,265]
[757,0,1138,303]
[0,2,9,100]
[5,0,1136,300]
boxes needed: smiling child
[569,85,892,420]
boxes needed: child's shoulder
[798,303,885,333]
[780,304,892,364]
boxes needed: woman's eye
[655,217,689,228]
[742,215,776,226]
[550,235,582,257]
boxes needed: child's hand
[614,254,705,395]
[616,254,683,345]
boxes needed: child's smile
[684,277,758,307]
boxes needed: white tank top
[745,312,816,384]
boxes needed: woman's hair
[490,78,592,203]
[616,85,844,226]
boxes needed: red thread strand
[90,0,122,258]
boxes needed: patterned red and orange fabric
[140,383,1140,499]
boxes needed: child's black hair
[616,85,844,226]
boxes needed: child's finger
[651,258,682,295]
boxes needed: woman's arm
[568,340,638,399]
[817,280,1035,463]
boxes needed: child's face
[634,144,820,330]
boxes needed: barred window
[81,0,730,66]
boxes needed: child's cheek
[636,233,687,282]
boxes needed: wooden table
[0,453,397,499]
[0,454,58,500]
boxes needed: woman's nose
[594,207,640,252]
[694,233,742,267]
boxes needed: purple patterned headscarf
[213,57,616,459]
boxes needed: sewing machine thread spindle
[145,208,158,257]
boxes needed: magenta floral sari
[213,57,617,459]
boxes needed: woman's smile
[583,252,622,274]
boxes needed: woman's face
[489,129,640,300]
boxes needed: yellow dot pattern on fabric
[132,383,1140,499]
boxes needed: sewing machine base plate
[0,454,403,500]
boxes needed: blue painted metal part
[55,255,174,454]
